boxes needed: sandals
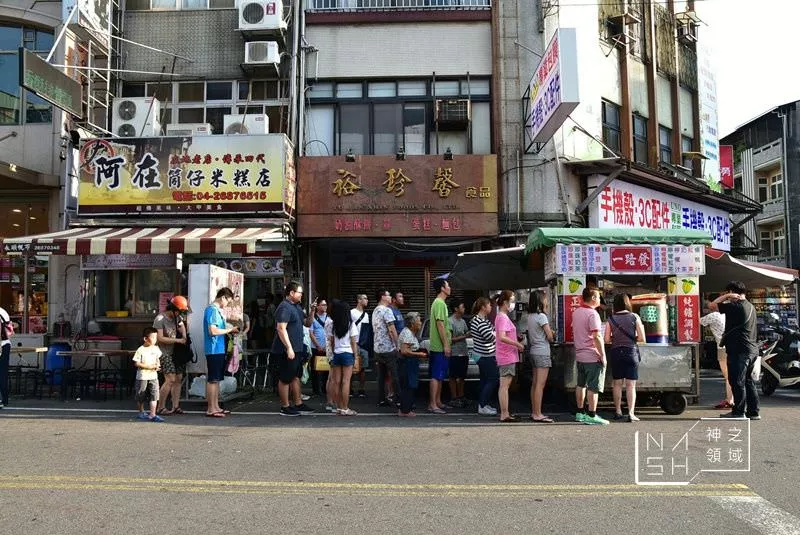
[158,408,174,416]
[205,412,225,418]
[500,416,519,423]
[530,416,554,423]
[173,407,185,415]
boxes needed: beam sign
[18,47,83,119]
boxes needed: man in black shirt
[710,281,760,419]
[272,281,315,417]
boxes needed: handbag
[609,314,641,362]
[171,318,195,366]
[314,354,331,372]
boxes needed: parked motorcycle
[760,313,800,396]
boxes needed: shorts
[358,347,370,370]
[529,353,552,369]
[498,363,517,377]
[576,361,606,393]
[449,355,469,379]
[206,354,226,383]
[331,351,355,367]
[274,352,303,385]
[159,352,186,376]
[135,379,160,403]
[429,351,448,381]
[609,346,640,381]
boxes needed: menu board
[555,244,705,275]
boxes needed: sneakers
[719,412,746,419]
[584,414,610,426]
[295,403,315,414]
[149,415,165,423]
[575,412,587,423]
[746,414,762,420]
[301,394,311,401]
[337,408,358,416]
[627,414,640,422]
[280,406,300,417]
[613,413,625,421]
[478,405,497,416]
[325,403,337,413]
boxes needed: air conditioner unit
[165,123,213,136]
[435,99,471,130]
[112,97,161,137]
[223,114,269,135]
[238,0,287,31]
[245,41,280,65]
[677,23,698,43]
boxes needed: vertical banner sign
[668,276,700,343]
[697,42,721,192]
[719,145,734,189]
[558,275,585,343]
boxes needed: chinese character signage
[668,275,700,343]
[524,28,580,144]
[588,177,731,251]
[555,244,705,276]
[19,48,83,118]
[77,134,295,217]
[297,155,497,238]
[556,274,585,343]
[719,145,734,189]
[697,39,722,192]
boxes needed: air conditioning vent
[238,0,287,31]
[112,97,161,137]
[223,114,269,135]
[165,123,213,136]
[435,99,471,130]
[245,41,280,64]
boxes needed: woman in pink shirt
[495,291,525,422]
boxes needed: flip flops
[158,408,174,416]
[530,416,554,423]
[205,412,225,418]
[173,407,185,415]
[500,416,519,423]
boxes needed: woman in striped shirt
[470,297,498,416]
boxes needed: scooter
[760,313,800,396]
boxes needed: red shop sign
[609,246,653,272]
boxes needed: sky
[700,0,800,136]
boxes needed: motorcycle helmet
[169,295,191,312]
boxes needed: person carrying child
[133,327,164,423]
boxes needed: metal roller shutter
[339,266,427,314]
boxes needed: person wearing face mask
[494,291,525,423]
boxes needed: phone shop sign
[588,178,730,251]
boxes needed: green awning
[525,228,712,254]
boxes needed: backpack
[354,311,373,353]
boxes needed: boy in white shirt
[133,327,164,422]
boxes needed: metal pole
[46,5,78,62]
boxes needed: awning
[2,226,286,256]
[448,246,546,291]
[525,228,711,254]
[701,249,798,291]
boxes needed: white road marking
[710,495,800,535]
[1,407,501,418]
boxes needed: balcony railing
[308,0,491,11]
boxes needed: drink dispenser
[631,293,669,344]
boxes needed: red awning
[703,248,798,291]
[2,226,285,256]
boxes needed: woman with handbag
[154,295,191,415]
[604,294,646,422]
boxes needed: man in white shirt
[0,306,14,408]
[700,297,733,409]
[350,294,370,398]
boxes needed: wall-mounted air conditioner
[238,0,287,31]
[677,23,698,43]
[435,99,471,130]
[112,97,161,137]
[245,41,280,65]
[223,114,269,135]
[165,123,213,136]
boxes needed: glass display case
[750,286,797,335]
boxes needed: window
[758,176,769,203]
[178,82,204,102]
[336,83,363,99]
[632,114,648,164]
[760,231,771,258]
[206,82,233,101]
[659,125,672,163]
[373,103,402,155]
[404,104,426,155]
[770,173,783,200]
[126,0,233,10]
[338,104,370,155]
[760,227,785,258]
[398,81,426,97]
[0,24,54,125]
[368,82,396,98]
[601,100,621,156]
[95,270,176,318]
[773,228,785,257]
[681,136,694,169]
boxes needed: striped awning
[2,226,286,256]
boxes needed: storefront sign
[697,42,721,192]
[81,254,180,270]
[194,255,284,276]
[556,274,585,343]
[588,177,730,251]
[77,134,295,216]
[719,145,734,189]
[19,48,83,118]
[297,155,497,238]
[554,244,705,275]
[525,28,580,143]
[669,275,700,343]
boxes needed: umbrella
[447,246,545,290]
[701,250,797,292]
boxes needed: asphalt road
[1,375,799,534]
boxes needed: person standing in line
[470,297,498,416]
[495,291,525,422]
[373,289,400,407]
[700,296,733,409]
[572,287,609,425]
[398,311,427,417]
[390,291,406,334]
[448,300,469,408]
[133,327,164,422]
[272,282,316,417]
[527,290,555,423]
[154,295,190,416]
[428,279,452,414]
[604,294,646,422]
[203,288,238,418]
[350,294,370,399]
[710,281,760,420]
[0,305,14,409]
[325,299,359,416]
[309,297,329,397]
